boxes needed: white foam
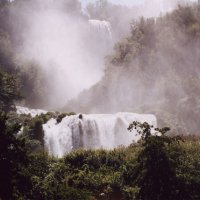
[16,106,47,117]
[43,112,157,157]
[89,19,112,40]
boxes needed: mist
[7,0,199,114]
[10,0,113,109]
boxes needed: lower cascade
[16,106,47,117]
[43,113,157,158]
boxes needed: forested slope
[66,4,200,134]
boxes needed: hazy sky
[81,0,143,7]
[81,0,197,7]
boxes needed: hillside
[65,4,200,134]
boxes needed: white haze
[12,0,197,110]
[14,0,113,109]
[23,11,98,107]
[128,0,197,18]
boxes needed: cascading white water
[89,19,112,41]
[16,106,47,117]
[43,113,157,157]
[16,106,157,158]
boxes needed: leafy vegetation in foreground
[1,109,200,200]
[0,70,200,199]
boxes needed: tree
[0,30,15,72]
[0,70,21,112]
[0,112,29,200]
[128,122,183,200]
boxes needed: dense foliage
[2,106,200,200]
[0,70,21,111]
[0,112,29,199]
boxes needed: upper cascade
[88,19,112,40]
[43,112,157,157]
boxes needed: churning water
[16,106,157,158]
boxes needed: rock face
[43,112,157,157]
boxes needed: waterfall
[43,113,157,157]
[87,19,113,60]
[16,106,47,117]
[16,106,157,158]
[88,19,112,41]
